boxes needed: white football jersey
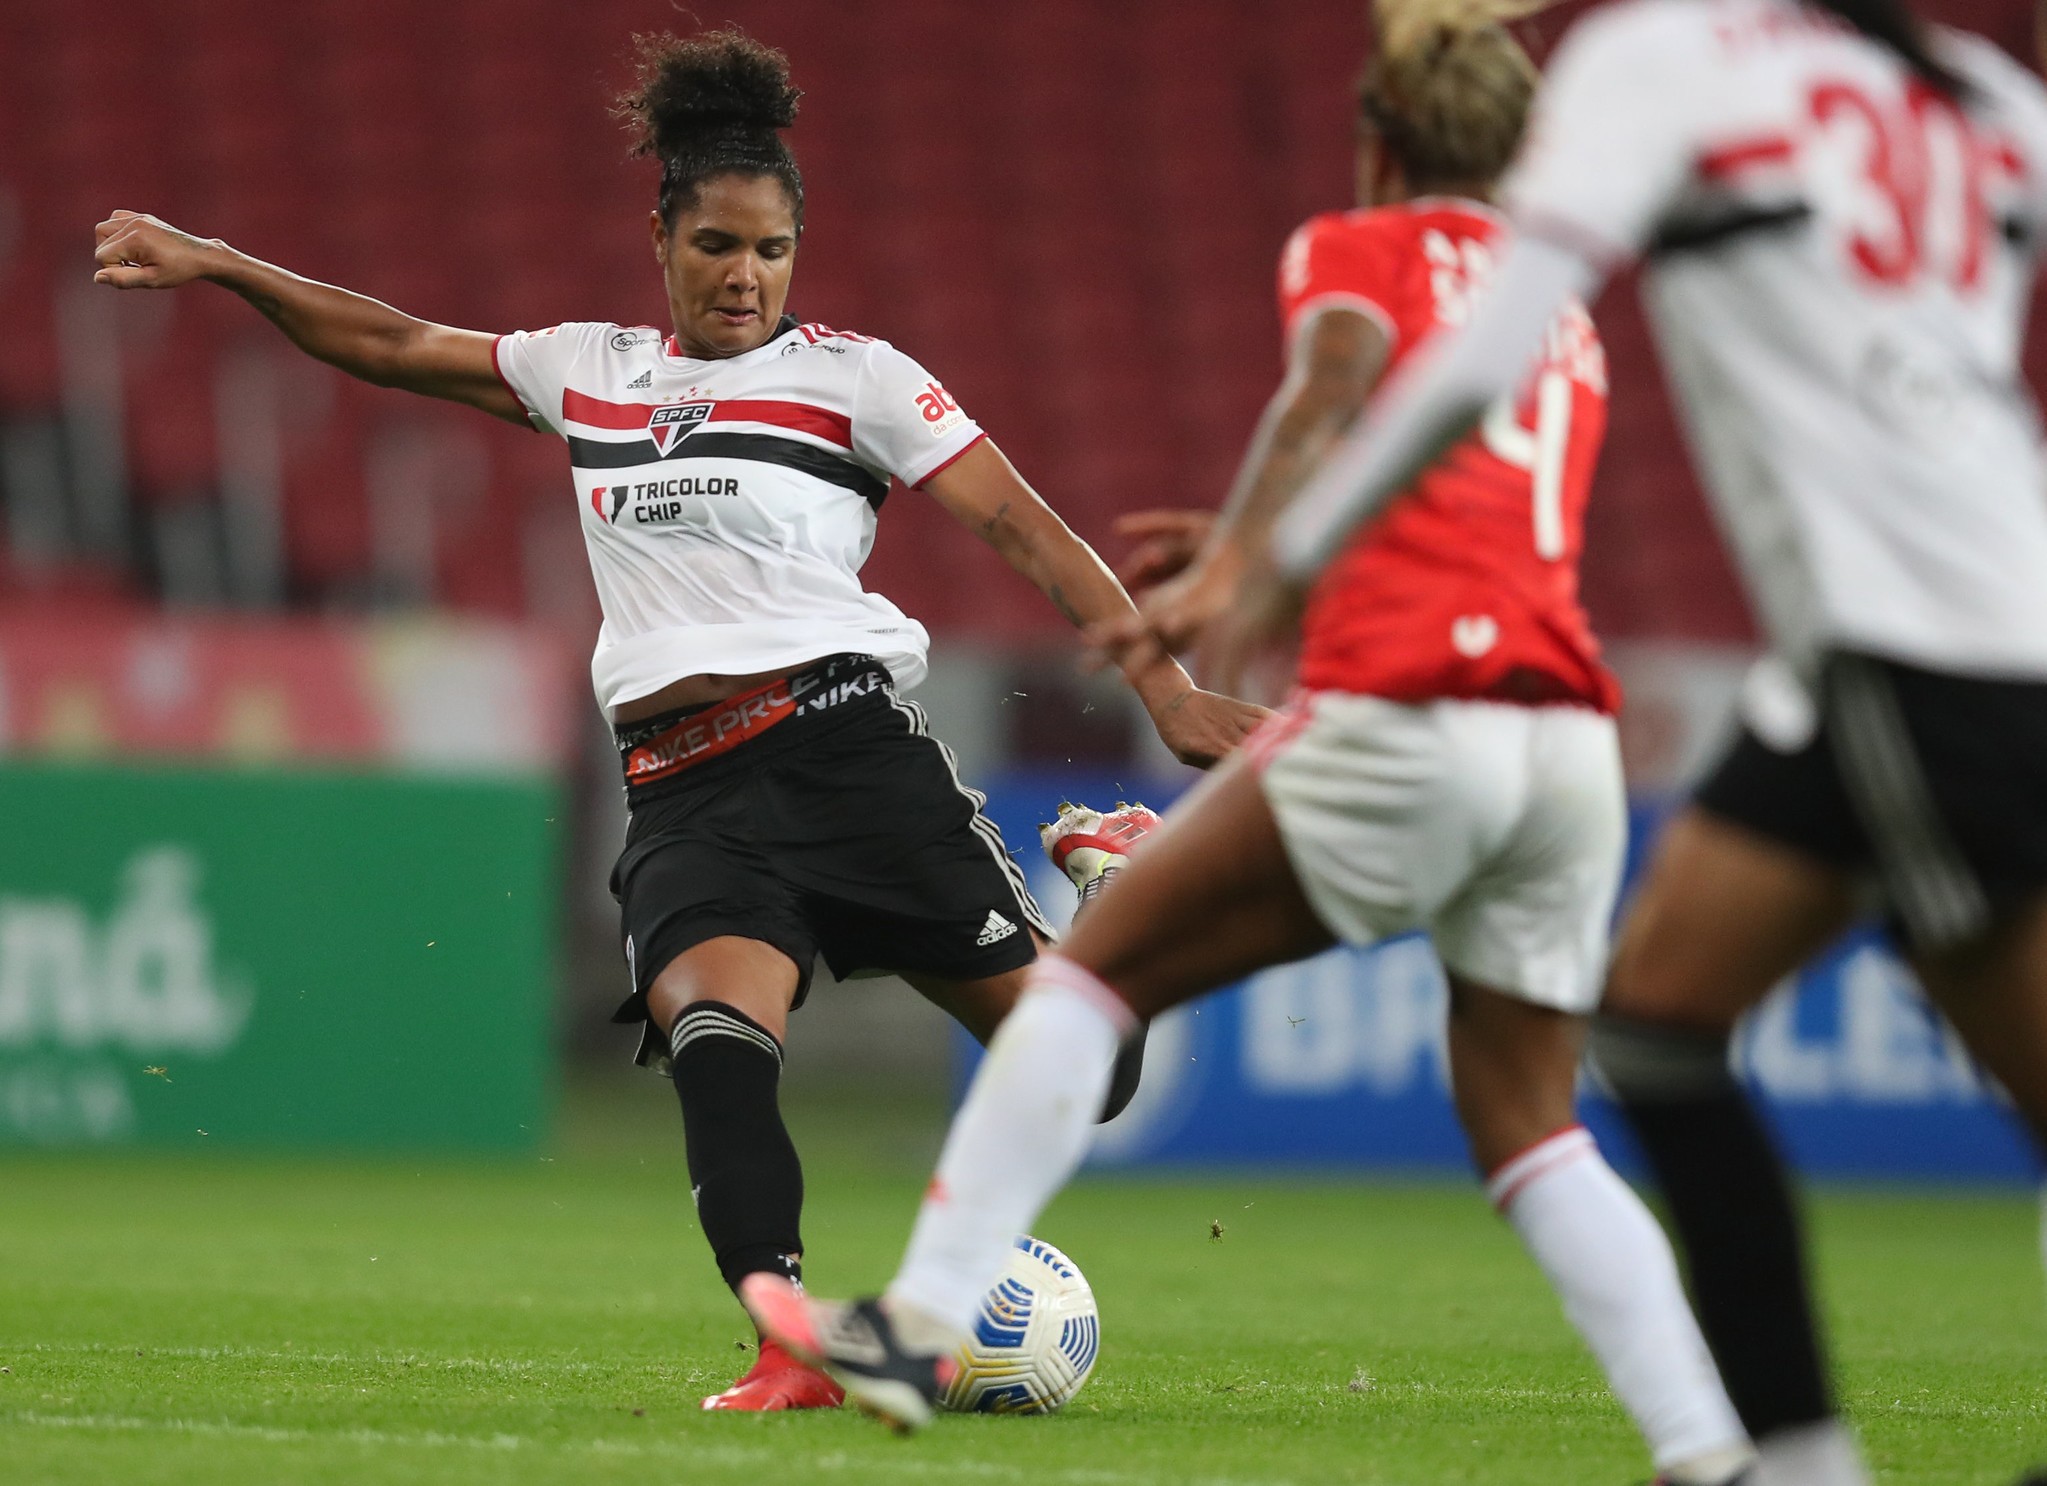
[495,318,986,709]
[1507,0,2047,678]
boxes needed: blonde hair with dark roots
[1358,0,1559,192]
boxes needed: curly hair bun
[620,27,802,161]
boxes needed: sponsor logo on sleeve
[916,380,968,438]
[611,329,660,351]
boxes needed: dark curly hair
[614,27,805,231]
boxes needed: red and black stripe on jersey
[563,389,889,509]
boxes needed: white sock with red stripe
[1487,1127,1752,1477]
[886,955,1134,1338]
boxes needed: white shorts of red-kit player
[1250,692,1626,1014]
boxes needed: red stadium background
[4,0,2038,651]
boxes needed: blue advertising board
[967,770,2038,1183]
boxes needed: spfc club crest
[647,401,713,455]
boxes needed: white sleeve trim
[491,334,551,434]
[1287,293,1400,358]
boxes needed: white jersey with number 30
[1507,0,2047,677]
[495,319,986,710]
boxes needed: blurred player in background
[748,7,1758,1480]
[91,27,1263,1413]
[1216,1,2047,1483]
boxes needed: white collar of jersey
[660,315,803,367]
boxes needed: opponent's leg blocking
[1590,1017,1848,1464]
[888,954,1135,1336]
[669,1001,805,1291]
[1100,1020,1149,1124]
[1487,1126,1752,1479]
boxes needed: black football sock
[668,1001,805,1292]
[1590,1014,1834,1440]
[1098,1020,1149,1124]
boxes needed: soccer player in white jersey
[91,28,1264,1412]
[1199,2,2047,1483]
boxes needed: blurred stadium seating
[4,0,2043,1151]
[4,0,2034,645]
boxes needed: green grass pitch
[2,1080,2041,1485]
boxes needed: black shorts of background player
[91,25,1266,1412]
[1594,652,2047,1482]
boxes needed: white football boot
[1040,801,1162,908]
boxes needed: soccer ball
[940,1234,1100,1414]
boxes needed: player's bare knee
[646,939,798,1040]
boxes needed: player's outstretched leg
[1593,811,1866,1486]
[750,952,1135,1429]
[751,759,1331,1430]
[646,937,845,1413]
[1446,979,1753,1484]
[1044,800,1163,1122]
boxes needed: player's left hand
[1143,685,1270,770]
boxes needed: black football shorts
[1694,651,2047,952]
[608,654,1049,1065]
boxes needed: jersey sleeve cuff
[1286,293,1399,355]
[491,334,548,434]
[908,429,990,489]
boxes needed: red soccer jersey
[1277,201,1619,714]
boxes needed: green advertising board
[0,762,558,1150]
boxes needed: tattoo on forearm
[1047,583,1082,627]
[980,501,1012,538]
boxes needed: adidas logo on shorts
[627,370,652,389]
[976,909,1018,946]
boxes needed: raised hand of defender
[93,211,219,290]
[1087,536,1244,679]
[1114,509,1218,594]
[1198,555,1306,700]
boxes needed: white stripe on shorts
[885,692,1055,938]
[1827,656,1989,949]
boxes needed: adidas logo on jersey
[627,370,652,389]
[976,910,1018,947]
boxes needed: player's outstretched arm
[92,210,528,428]
[921,439,1268,769]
